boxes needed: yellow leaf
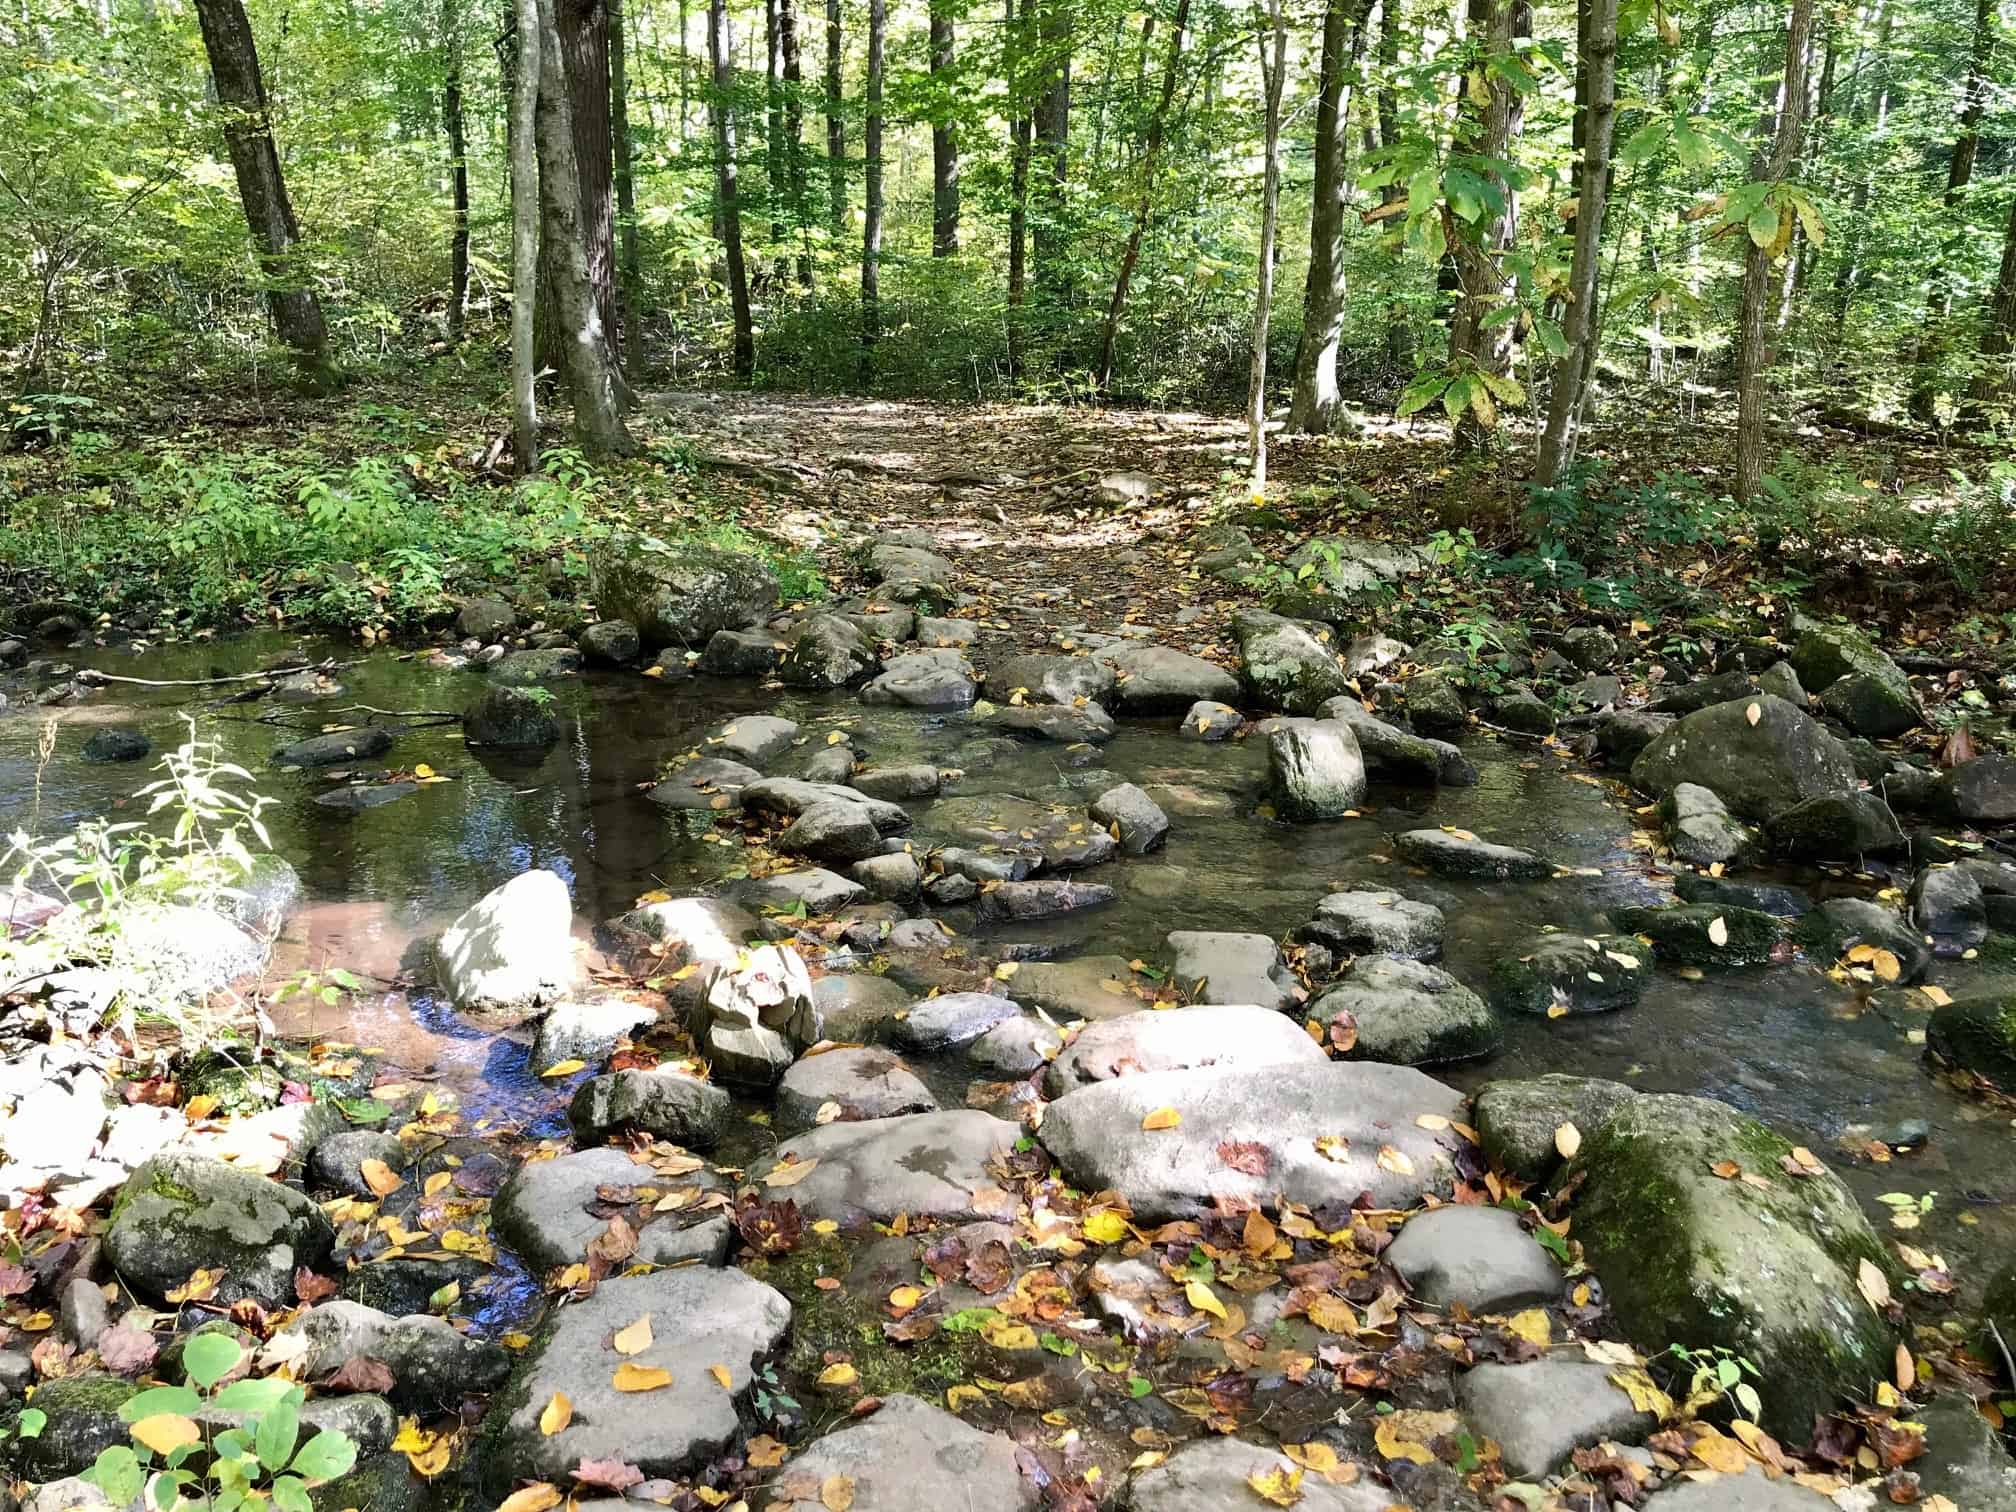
[993,962,1020,981]
[816,1362,860,1388]
[496,1486,564,1512]
[980,1317,1039,1350]
[538,1392,571,1436]
[359,1158,404,1197]
[1920,984,1953,1007]
[1609,1367,1674,1419]
[424,1170,453,1198]
[1282,1442,1340,1475]
[709,1363,733,1390]
[183,1094,220,1121]
[1305,1294,1358,1334]
[821,1473,856,1512]
[1504,1309,1551,1347]
[131,1414,202,1457]
[888,1285,924,1314]
[1554,1121,1582,1159]
[539,1059,587,1078]
[747,1434,789,1468]
[1246,1464,1304,1506]
[1707,916,1729,947]
[613,1314,654,1355]
[1869,948,1902,982]
[1689,1429,1750,1474]
[414,763,437,779]
[1745,702,1761,727]
[1375,1145,1415,1177]
[612,1362,673,1391]
[1185,1280,1227,1319]
[406,1437,455,1478]
[1857,1258,1893,1312]
[164,1268,223,1304]
[1130,1451,1168,1471]
[946,1383,985,1412]
[1372,1418,1435,1465]
[1082,1209,1130,1244]
[765,1157,820,1187]
[391,1419,436,1454]
[1141,1107,1181,1131]
[827,731,846,745]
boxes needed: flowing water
[6,631,2015,1303]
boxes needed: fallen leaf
[747,1435,789,1468]
[496,1487,564,1512]
[1185,1279,1227,1319]
[1141,1107,1181,1131]
[816,1362,860,1388]
[1707,916,1730,947]
[1246,1464,1304,1506]
[1082,1209,1130,1243]
[821,1473,856,1512]
[1372,1417,1435,1465]
[1857,1257,1893,1312]
[1375,1145,1415,1176]
[539,1059,586,1078]
[1745,702,1762,726]
[612,1363,673,1392]
[572,1458,646,1493]
[765,1158,820,1187]
[1689,1428,1750,1474]
[1554,1121,1582,1159]
[539,1392,572,1436]
[1504,1309,1551,1347]
[612,1315,654,1355]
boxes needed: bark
[1374,0,1410,372]
[510,0,542,471]
[192,0,334,381]
[860,0,886,373]
[1032,0,1072,301]
[1828,1,1892,334]
[443,0,470,341]
[534,0,634,453]
[610,0,641,373]
[1095,0,1190,390]
[711,0,755,376]
[825,0,846,237]
[536,0,624,386]
[1247,0,1288,494]
[766,0,784,244]
[930,0,960,256]
[1534,0,1618,483]
[1006,0,1032,371]
[1287,0,1373,433]
[780,0,810,283]
[1733,0,1816,503]
[1981,194,2016,369]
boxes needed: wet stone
[860,649,979,709]
[530,998,658,1074]
[492,1146,731,1271]
[1043,1004,1325,1097]
[811,972,912,1041]
[1673,873,1811,918]
[976,878,1115,923]
[435,869,574,1015]
[851,851,922,901]
[727,867,867,915]
[987,654,1114,707]
[1315,956,1498,1066]
[1794,897,1932,984]
[1395,828,1550,880]
[983,701,1115,744]
[81,726,150,763]
[1472,1073,1639,1184]
[1167,930,1297,1012]
[1099,644,1240,714]
[697,627,787,676]
[1912,864,1987,955]
[780,613,879,688]
[273,726,392,767]
[966,1015,1062,1075]
[1456,1360,1656,1479]
[1088,781,1169,854]
[777,800,885,865]
[1764,790,1907,861]
[1003,956,1146,1020]
[1267,719,1367,821]
[852,763,940,800]
[488,647,582,685]
[1298,889,1444,960]
[1385,1205,1562,1311]
[1661,782,1755,868]
[568,1067,732,1149]
[1488,933,1651,1016]
[1493,689,1556,734]
[761,1110,1020,1224]
[1179,700,1244,740]
[307,1130,408,1200]
[775,1047,938,1135]
[1610,903,1783,968]
[887,991,1021,1052]
[706,715,801,766]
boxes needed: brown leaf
[1216,1141,1271,1176]
[293,1267,339,1304]
[322,1355,397,1394]
[572,1457,646,1492]
[94,1324,160,1377]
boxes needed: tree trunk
[825,0,846,237]
[1286,0,1371,433]
[780,0,809,283]
[1979,194,2016,372]
[766,0,785,244]
[930,0,960,255]
[710,0,756,376]
[192,0,334,382]
[443,0,470,341]
[1373,0,1410,372]
[1733,0,1816,503]
[511,0,542,470]
[1032,0,1072,302]
[1534,0,1618,483]
[1828,0,1891,335]
[860,0,886,374]
[1930,0,1995,318]
[1095,0,1190,391]
[534,0,634,453]
[1447,0,1529,455]
[536,0,625,390]
[610,0,642,373]
[1006,0,1032,372]
[1246,0,1288,494]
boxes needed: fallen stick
[74,658,359,690]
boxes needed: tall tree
[1032,0,1072,299]
[609,0,642,372]
[1981,195,2016,382]
[766,0,785,244]
[861,0,886,370]
[1733,0,1817,502]
[711,0,756,376]
[929,0,961,255]
[1005,0,1034,370]
[1287,0,1373,433]
[1246,0,1287,493]
[510,0,542,470]
[1534,0,1619,483]
[533,0,634,452]
[537,0,627,396]
[826,0,847,237]
[1930,0,1997,319]
[441,0,471,342]
[1096,0,1191,391]
[191,0,334,382]
[780,0,811,283]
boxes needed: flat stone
[1043,1005,1325,1097]
[1167,931,1297,1012]
[852,764,941,800]
[983,702,1116,744]
[1488,933,1651,1016]
[976,879,1116,923]
[273,1300,509,1412]
[812,973,913,1041]
[1640,1464,1839,1509]
[1385,1205,1562,1311]
[1456,1360,1656,1479]
[568,1067,733,1149]
[1299,889,1444,960]
[966,1015,1062,1075]
[762,1395,1038,1512]
[706,715,801,766]
[1629,696,1857,822]
[761,1111,1020,1224]
[647,756,763,812]
[1099,645,1240,714]
[1004,956,1148,1020]
[740,778,910,834]
[1611,903,1784,968]
[488,647,582,685]
[776,1047,938,1134]
[888,991,1022,1052]
[851,851,922,901]
[493,1146,731,1271]
[1124,1437,1394,1512]
[1395,829,1549,880]
[1179,700,1244,740]
[530,998,658,1075]
[273,726,392,767]
[860,649,980,709]
[987,654,1114,707]
[728,867,867,915]
[1089,782,1169,855]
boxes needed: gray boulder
[867,542,956,602]
[851,851,922,901]
[1167,930,1298,1012]
[307,1130,407,1200]
[1125,1438,1394,1512]
[1316,699,1449,786]
[707,714,801,766]
[1298,889,1444,960]
[487,647,582,686]
[1596,709,1673,765]
[1763,790,1906,860]
[273,726,392,768]
[1794,897,1933,984]
[1472,1073,1639,1184]
[434,869,574,1015]
[778,800,886,865]
[81,727,150,763]
[104,1151,334,1306]
[1661,782,1755,867]
[780,613,879,688]
[530,998,657,1075]
[728,867,866,915]
[776,1395,1036,1512]
[1493,689,1556,735]
[861,648,981,709]
[761,1111,1020,1224]
[1913,864,1988,954]
[1910,1393,2016,1511]
[967,1015,1063,1076]
[697,627,787,676]
[463,685,559,750]
[1456,1360,1655,1480]
[568,1067,732,1148]
[1561,626,1617,669]
[977,879,1116,923]
[811,972,913,1041]
[1099,645,1240,714]
[1488,933,1650,1016]
[1395,828,1549,879]
[988,654,1115,707]
[1758,659,1806,705]
[1232,610,1350,714]
[776,1047,938,1135]
[1267,720,1366,820]
[888,991,1021,1052]
[1947,752,2016,824]
[1926,993,2016,1093]
[983,701,1115,743]
[852,764,940,800]
[1003,956,1149,1020]
[1649,670,1760,716]
[646,756,763,813]
[1179,700,1244,740]
[1043,1004,1326,1097]
[579,619,640,666]
[589,533,778,649]
[493,1146,732,1271]
[1088,782,1169,854]
[1313,956,1499,1066]
[1629,695,1856,822]
[1386,1205,1562,1311]
[271,1300,509,1411]
[1404,672,1468,736]
[456,597,516,639]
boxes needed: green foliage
[83,1332,357,1512]
[1662,1342,1764,1423]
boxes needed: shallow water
[6,631,2014,1297]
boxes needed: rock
[977,879,1116,923]
[1313,956,1498,1066]
[1673,873,1811,917]
[1562,626,1618,670]
[81,726,150,763]
[1947,752,2016,824]
[1610,903,1783,967]
[1910,1394,2016,1510]
[1473,1074,1639,1184]
[104,1151,334,1305]
[853,764,940,801]
[1759,660,1806,705]
[1003,956,1146,1020]
[1167,930,1298,1012]
[698,627,787,676]
[1913,864,1988,954]
[615,896,762,985]
[435,870,573,1015]
[1388,1204,1562,1310]
[1493,689,1556,734]
[274,1300,509,1411]
[1763,790,1906,860]
[867,542,957,603]
[1232,610,1351,714]
[58,1278,109,1351]
[8,1375,140,1481]
[861,649,980,709]
[307,1130,407,1200]
[1794,898,1932,984]
[1403,672,1468,736]
[802,744,857,784]
[769,1394,1036,1512]
[1039,1061,1463,1223]
[569,1067,732,1148]
[888,991,1021,1052]
[728,867,866,915]
[1315,700,1448,785]
[589,533,778,649]
[1787,623,1921,736]
[1179,700,1244,740]
[312,780,418,813]
[273,726,392,767]
[1299,889,1444,960]
[1091,470,1161,507]
[983,701,1115,743]
[1650,670,1761,716]
[916,615,980,646]
[1043,1005,1327,1097]
[1395,828,1549,880]
[741,777,910,834]
[776,1047,939,1135]
[1124,1437,1394,1512]
[1566,674,1622,709]
[1661,782,1755,867]
[780,613,879,688]
[1088,782,1169,855]
[1284,536,1428,603]
[762,1110,1020,1223]
[967,1016,1062,1075]
[578,620,639,666]
[1488,933,1651,1016]
[21,1477,121,1512]
[693,943,819,1085]
[1267,720,1366,821]
[851,851,921,901]
[707,715,801,766]
[530,998,657,1075]
[922,795,1109,872]
[482,1268,790,1496]
[463,684,560,751]
[1098,645,1240,714]
[810,973,911,1041]
[988,654,1115,707]
[488,647,582,685]
[1926,994,2016,1092]
[778,800,886,865]
[1596,709,1673,765]
[1567,1092,1897,1440]
[494,1146,731,1271]
[646,756,763,814]
[1457,1360,1655,1479]
[1629,696,1857,822]
[456,597,516,639]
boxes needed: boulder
[307,1130,407,1200]
[692,943,819,1085]
[1946,752,2016,824]
[530,998,657,1074]
[1493,689,1556,735]
[1003,956,1149,1020]
[1167,930,1298,1012]
[860,649,980,710]
[1596,709,1672,765]
[740,777,909,833]
[1629,696,1856,822]
[762,1395,1037,1512]
[775,1048,938,1135]
[1488,933,1651,1016]
[983,701,1115,743]
[1649,670,1760,716]
[1395,828,1550,880]
[273,726,392,767]
[707,715,801,766]
[589,533,778,649]
[1043,1005,1327,1097]
[1661,782,1755,867]
[646,756,763,813]
[81,727,150,763]
[780,613,879,688]
[463,685,559,750]
[1232,610,1351,714]
[888,991,1021,1052]
[852,764,940,801]
[1267,720,1366,821]
[851,851,922,901]
[1567,1092,1898,1440]
[487,648,582,686]
[976,879,1116,923]
[1313,956,1499,1066]
[811,973,913,1041]
[568,1067,732,1148]
[493,1146,732,1271]
[1098,645,1240,714]
[1472,1074,1639,1184]
[697,628,787,676]
[1786,623,1920,735]
[987,654,1115,707]
[434,870,574,1015]
[1673,873,1811,918]
[1124,1438,1394,1512]
[1609,903,1783,967]
[760,1111,1020,1224]
[1315,700,1448,786]
[104,1151,334,1306]
[1088,782,1169,854]
[778,801,885,865]
[1909,1393,2016,1511]
[1794,898,1933,984]
[1038,1061,1464,1223]
[1179,701,1244,740]
[456,597,516,639]
[1298,889,1443,961]
[728,867,866,915]
[1912,864,1987,954]
[1763,790,1906,860]
[271,1300,509,1411]
[1926,994,2016,1092]
[1283,536,1427,603]
[867,542,956,603]
[1404,672,1467,736]
[579,619,640,666]
[1456,1360,1655,1480]
[1562,627,1618,669]
[968,1015,1062,1076]
[1386,1205,1562,1311]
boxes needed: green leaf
[273,1475,315,1512]
[211,1377,296,1413]
[1442,375,1476,421]
[256,1396,300,1473]
[119,1384,204,1422]
[1531,318,1569,358]
[1127,1375,1154,1398]
[941,1307,1004,1333]
[17,1407,46,1439]
[1482,372,1527,406]
[1617,119,1669,168]
[288,1429,358,1484]
[1789,189,1826,247]
[1039,1332,1079,1357]
[86,1444,147,1506]
[181,1331,243,1390]
[1746,200,1780,249]
[1396,374,1449,417]
[1734,1382,1763,1420]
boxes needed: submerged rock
[1395,828,1549,880]
[1673,873,1811,918]
[983,701,1114,743]
[1298,888,1444,960]
[1926,994,2016,1092]
[463,684,560,750]
[1313,956,1499,1066]
[81,726,150,763]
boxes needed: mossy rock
[1609,904,1783,967]
[1566,1092,1897,1441]
[311,1449,426,1512]
[1488,934,1652,1016]
[3,1373,138,1480]
[1472,1073,1638,1185]
[104,1150,335,1306]
[1926,994,2016,1093]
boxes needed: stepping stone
[1674,873,1811,917]
[273,726,392,768]
[1299,889,1444,960]
[1038,1062,1463,1223]
[1395,828,1550,880]
[740,778,911,833]
[697,627,787,677]
[1473,1074,1639,1184]
[646,757,762,812]
[1088,782,1169,854]
[1042,1005,1324,1097]
[1098,645,1240,714]
[1312,956,1499,1066]
[1611,903,1783,968]
[482,1268,790,1499]
[852,851,922,901]
[976,879,1115,923]
[727,867,867,915]
[887,991,1021,1051]
[1487,933,1651,1016]
[704,715,800,766]
[776,1047,938,1134]
[1456,1360,1656,1479]
[861,650,979,709]
[313,781,418,812]
[1003,956,1149,1020]
[1179,700,1243,740]
[1167,931,1298,1012]
[1384,1205,1562,1311]
[852,763,941,800]
[1267,721,1366,821]
[530,999,658,1075]
[1794,897,1932,983]
[812,973,913,1041]
[983,702,1116,744]
[1643,1464,1840,1509]
[759,1394,1037,1512]
[569,1068,732,1148]
[1125,1437,1393,1512]
[987,654,1114,707]
[493,1147,732,1271]
[760,1110,1020,1224]
[967,1015,1062,1075]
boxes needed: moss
[9,1374,143,1480]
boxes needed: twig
[1989,1318,2016,1389]
[74,658,360,689]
